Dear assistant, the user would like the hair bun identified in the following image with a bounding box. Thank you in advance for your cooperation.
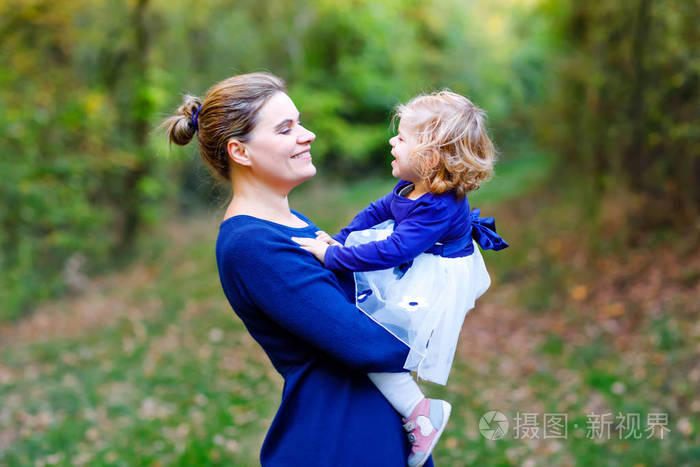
[163,94,202,146]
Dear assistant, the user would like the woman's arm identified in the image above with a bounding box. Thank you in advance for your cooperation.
[223,227,409,373]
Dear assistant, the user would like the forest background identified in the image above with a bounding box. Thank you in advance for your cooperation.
[1,0,698,465]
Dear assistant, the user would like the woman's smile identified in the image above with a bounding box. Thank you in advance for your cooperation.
[291,148,312,160]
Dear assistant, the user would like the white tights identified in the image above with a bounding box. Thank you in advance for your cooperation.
[368,372,425,418]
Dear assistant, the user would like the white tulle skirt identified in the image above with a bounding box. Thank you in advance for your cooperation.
[346,220,491,385]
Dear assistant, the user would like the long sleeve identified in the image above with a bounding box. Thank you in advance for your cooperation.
[324,198,453,272]
[333,191,393,244]
[219,225,408,373]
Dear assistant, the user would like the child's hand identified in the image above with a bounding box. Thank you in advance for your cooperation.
[292,236,334,264]
[315,230,342,246]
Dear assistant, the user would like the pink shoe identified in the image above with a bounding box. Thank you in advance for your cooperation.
[402,398,452,467]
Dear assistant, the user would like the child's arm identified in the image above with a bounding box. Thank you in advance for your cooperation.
[323,200,453,272]
[333,191,394,245]
[293,192,393,264]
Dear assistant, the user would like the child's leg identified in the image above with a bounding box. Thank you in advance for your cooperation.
[367,371,425,418]
[370,371,451,467]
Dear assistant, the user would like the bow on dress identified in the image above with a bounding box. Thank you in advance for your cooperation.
[470,208,509,251]
[394,208,508,278]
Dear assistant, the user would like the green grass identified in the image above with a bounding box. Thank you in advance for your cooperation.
[2,150,698,466]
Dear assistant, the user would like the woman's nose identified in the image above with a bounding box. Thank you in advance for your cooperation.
[299,126,316,143]
[389,136,397,146]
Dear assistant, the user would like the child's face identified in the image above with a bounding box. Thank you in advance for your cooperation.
[389,119,421,183]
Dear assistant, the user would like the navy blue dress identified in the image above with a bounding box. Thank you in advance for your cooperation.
[325,180,478,272]
[216,211,435,466]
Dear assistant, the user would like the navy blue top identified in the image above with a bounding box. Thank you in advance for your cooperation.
[326,180,477,272]
[216,211,435,467]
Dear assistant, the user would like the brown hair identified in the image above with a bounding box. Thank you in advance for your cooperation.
[395,90,496,198]
[162,72,286,181]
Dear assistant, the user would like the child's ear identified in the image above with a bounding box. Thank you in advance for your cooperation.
[227,139,251,166]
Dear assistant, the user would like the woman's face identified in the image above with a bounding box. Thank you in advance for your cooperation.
[243,92,317,192]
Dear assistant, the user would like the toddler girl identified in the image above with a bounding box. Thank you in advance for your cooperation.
[294,90,507,467]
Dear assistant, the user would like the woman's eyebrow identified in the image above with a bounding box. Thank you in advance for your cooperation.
[274,115,301,132]
[274,119,292,132]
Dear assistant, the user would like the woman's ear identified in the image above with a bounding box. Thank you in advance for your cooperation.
[227,139,252,166]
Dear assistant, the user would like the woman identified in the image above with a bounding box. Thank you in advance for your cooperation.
[163,73,436,466]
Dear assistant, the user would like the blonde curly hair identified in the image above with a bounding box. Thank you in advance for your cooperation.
[395,90,496,198]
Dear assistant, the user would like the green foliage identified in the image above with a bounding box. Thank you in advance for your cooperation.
[0,0,165,319]
[538,0,699,224]
[4,0,694,322]
[1,0,556,319]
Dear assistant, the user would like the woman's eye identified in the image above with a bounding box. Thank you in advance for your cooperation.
[279,120,302,135]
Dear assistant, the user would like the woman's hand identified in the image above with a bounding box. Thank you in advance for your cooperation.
[292,235,337,265]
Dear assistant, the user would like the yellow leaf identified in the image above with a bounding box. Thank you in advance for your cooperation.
[570,285,588,301]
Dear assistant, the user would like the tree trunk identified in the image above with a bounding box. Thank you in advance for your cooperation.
[119,0,151,251]
[625,0,651,190]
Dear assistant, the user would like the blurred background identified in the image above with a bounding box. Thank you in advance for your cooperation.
[0,0,698,465]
